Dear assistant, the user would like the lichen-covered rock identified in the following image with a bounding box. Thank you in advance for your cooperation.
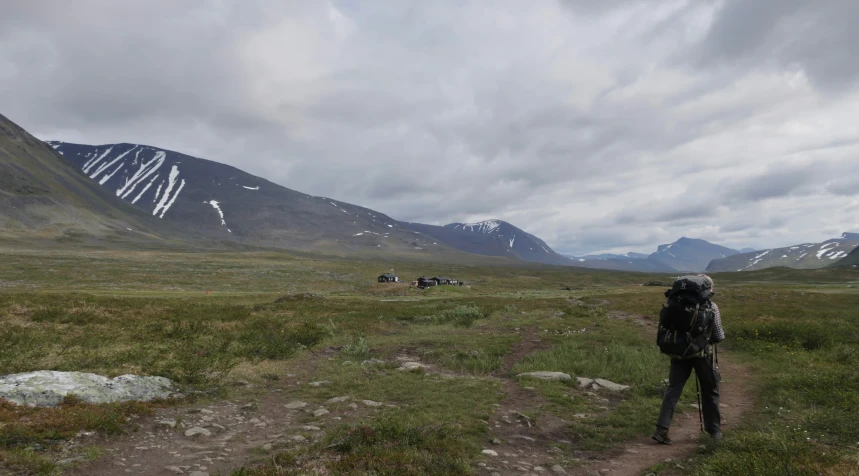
[0,371,175,407]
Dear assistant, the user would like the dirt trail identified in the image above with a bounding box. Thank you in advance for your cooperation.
[482,326,576,476]
[568,312,755,476]
[479,312,755,476]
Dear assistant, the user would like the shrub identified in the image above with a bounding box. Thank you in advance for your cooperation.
[341,335,370,359]
[438,305,485,327]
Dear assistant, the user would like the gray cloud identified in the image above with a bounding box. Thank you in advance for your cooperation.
[1,0,858,256]
[692,0,859,92]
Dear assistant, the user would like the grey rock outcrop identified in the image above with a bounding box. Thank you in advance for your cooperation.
[0,371,174,407]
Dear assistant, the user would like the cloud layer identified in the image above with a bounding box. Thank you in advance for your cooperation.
[2,0,858,255]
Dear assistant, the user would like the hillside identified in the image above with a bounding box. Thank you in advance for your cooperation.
[0,114,170,245]
[402,220,574,266]
[572,256,676,273]
[707,233,859,272]
[46,141,573,264]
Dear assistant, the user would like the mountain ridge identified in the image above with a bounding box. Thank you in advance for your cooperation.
[46,140,575,265]
[707,233,859,272]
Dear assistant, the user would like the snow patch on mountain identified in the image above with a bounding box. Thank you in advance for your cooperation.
[453,220,501,234]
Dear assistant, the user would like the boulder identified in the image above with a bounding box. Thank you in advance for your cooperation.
[0,371,174,407]
[516,372,572,382]
[594,378,630,391]
[576,377,594,388]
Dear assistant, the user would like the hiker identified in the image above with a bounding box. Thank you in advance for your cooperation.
[652,274,725,444]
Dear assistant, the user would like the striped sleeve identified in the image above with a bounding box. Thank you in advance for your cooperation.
[711,302,725,342]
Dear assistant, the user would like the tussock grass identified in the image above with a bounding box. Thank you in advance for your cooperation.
[0,395,155,448]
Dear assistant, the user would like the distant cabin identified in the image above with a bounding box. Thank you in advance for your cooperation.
[378,273,399,283]
[417,277,437,288]
[432,277,459,285]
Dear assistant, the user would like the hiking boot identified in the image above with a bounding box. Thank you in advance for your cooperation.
[710,431,723,441]
[652,427,672,445]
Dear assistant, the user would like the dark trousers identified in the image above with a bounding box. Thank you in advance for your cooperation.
[656,354,721,435]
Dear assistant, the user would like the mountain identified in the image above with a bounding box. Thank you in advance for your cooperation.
[45,141,572,264]
[739,247,757,253]
[646,237,740,272]
[48,141,476,258]
[571,237,740,273]
[833,240,859,268]
[578,252,649,260]
[707,233,859,272]
[0,114,170,245]
[401,220,573,266]
[572,256,677,273]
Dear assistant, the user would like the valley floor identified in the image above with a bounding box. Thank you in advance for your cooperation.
[1,248,858,475]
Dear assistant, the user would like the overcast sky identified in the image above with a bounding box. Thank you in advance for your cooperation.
[2,0,858,256]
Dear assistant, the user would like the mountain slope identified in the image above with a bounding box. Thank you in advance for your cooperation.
[833,241,859,268]
[0,115,169,244]
[647,237,739,272]
[402,220,574,265]
[572,256,676,273]
[49,141,576,264]
[707,233,859,272]
[49,141,472,257]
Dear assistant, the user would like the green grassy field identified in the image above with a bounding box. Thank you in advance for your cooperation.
[1,247,858,475]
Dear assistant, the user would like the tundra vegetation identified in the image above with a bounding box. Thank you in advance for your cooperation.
[0,246,858,474]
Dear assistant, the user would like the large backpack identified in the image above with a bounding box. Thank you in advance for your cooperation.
[656,276,715,358]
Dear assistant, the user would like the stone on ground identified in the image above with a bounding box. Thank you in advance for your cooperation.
[594,378,630,391]
[284,401,308,409]
[309,380,331,387]
[482,449,499,457]
[576,377,594,388]
[326,396,350,404]
[0,371,174,407]
[184,427,211,438]
[312,408,330,417]
[516,371,572,381]
[362,399,384,407]
[398,362,428,371]
[551,464,567,474]
[157,419,178,429]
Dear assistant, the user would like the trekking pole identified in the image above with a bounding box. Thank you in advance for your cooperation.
[695,369,704,433]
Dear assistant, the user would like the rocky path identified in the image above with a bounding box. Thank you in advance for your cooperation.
[65,385,378,476]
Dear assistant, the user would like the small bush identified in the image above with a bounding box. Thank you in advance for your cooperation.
[341,335,370,359]
[438,305,485,327]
